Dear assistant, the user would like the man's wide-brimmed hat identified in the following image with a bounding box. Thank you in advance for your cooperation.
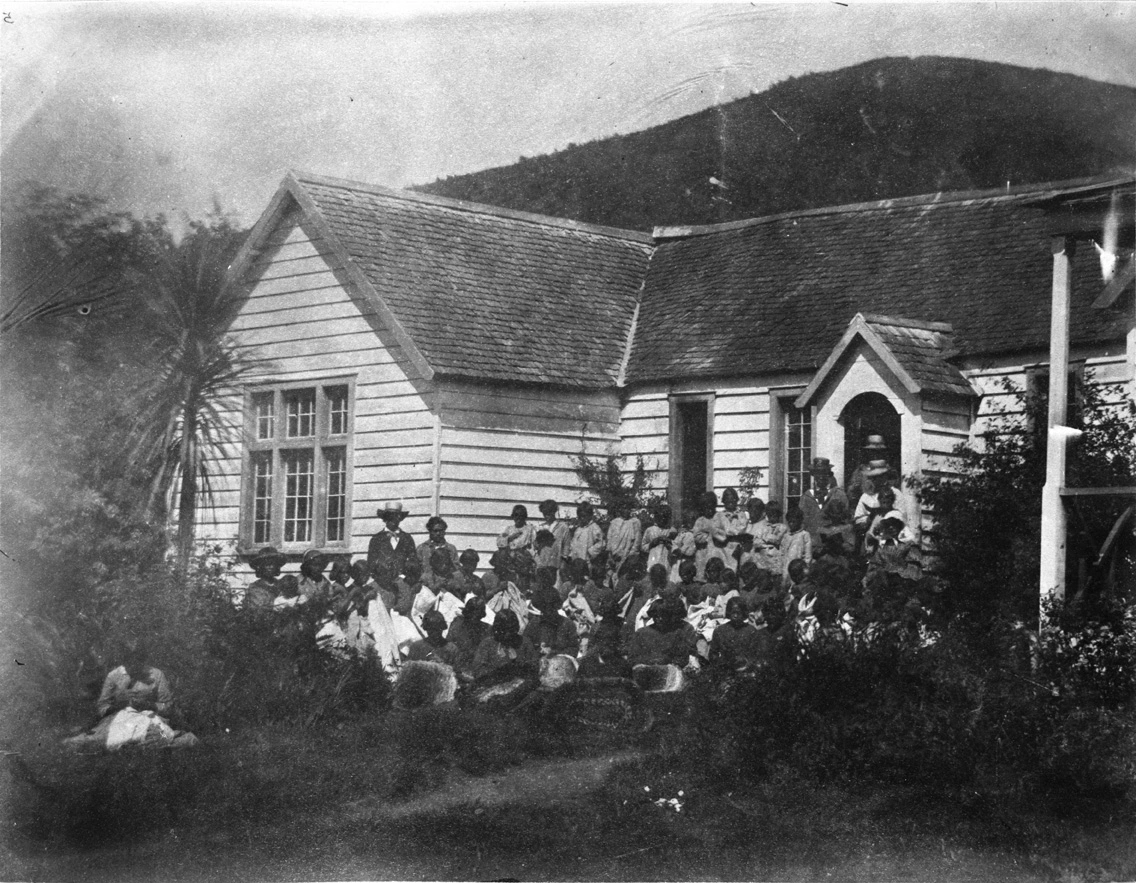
[864,459,892,478]
[250,546,286,568]
[809,457,834,475]
[377,501,410,520]
[863,434,888,451]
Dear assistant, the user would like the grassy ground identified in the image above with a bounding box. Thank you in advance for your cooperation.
[4,709,1135,882]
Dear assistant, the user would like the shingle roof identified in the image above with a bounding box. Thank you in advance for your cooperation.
[292,173,653,389]
[629,182,1132,385]
[864,315,975,397]
[796,314,976,408]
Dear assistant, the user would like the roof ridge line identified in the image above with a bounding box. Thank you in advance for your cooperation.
[862,313,955,334]
[651,173,1136,240]
[291,169,655,245]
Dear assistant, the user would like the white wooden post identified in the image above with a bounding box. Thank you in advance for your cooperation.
[1039,236,1075,621]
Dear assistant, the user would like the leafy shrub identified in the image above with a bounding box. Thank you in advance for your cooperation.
[919,376,1136,623]
[651,613,1135,814]
[570,448,664,526]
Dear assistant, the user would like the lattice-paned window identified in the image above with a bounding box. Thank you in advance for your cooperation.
[242,381,353,551]
[285,390,316,438]
[784,404,812,506]
[251,452,273,544]
[325,447,347,543]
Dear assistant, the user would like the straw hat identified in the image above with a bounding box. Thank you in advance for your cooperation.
[377,501,410,520]
[862,434,888,451]
[863,459,892,478]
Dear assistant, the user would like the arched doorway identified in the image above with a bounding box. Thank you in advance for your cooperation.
[839,392,901,493]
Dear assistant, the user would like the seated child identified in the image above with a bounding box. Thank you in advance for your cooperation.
[673,559,700,603]
[696,557,726,606]
[447,596,491,678]
[669,512,698,581]
[524,582,581,657]
[811,532,855,598]
[865,488,916,552]
[577,620,633,680]
[533,528,559,590]
[562,557,595,605]
[713,568,741,617]
[428,548,464,626]
[451,548,485,599]
[752,500,788,575]
[622,563,672,638]
[734,532,761,573]
[481,549,511,600]
[627,596,700,669]
[710,597,773,671]
[780,509,812,587]
[472,609,540,679]
[244,546,285,612]
[406,610,459,666]
[867,515,922,580]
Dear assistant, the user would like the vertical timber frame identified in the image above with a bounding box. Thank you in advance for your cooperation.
[1039,236,1076,620]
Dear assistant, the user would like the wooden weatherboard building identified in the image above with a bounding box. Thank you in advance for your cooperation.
[201,172,1135,568]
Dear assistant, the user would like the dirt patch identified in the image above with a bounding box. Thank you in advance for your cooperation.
[344,748,643,823]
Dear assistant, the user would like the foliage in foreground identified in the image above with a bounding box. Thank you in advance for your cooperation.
[919,375,1136,624]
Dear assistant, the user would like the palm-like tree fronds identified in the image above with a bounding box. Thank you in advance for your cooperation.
[127,218,264,567]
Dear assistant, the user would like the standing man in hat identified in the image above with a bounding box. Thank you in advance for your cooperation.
[847,433,889,510]
[368,502,417,578]
[799,458,853,553]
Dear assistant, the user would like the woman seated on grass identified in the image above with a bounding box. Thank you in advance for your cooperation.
[66,643,197,751]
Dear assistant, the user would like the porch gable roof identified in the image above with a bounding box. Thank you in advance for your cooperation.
[794,313,977,409]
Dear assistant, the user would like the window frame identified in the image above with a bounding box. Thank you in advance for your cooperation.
[240,378,355,554]
[769,389,812,511]
[1026,360,1086,430]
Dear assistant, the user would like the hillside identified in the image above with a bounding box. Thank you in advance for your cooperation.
[417,56,1136,230]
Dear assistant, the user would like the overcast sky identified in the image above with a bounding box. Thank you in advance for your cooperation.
[2,1,1134,228]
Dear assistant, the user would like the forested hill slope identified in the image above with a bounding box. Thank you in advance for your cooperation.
[417,57,1136,231]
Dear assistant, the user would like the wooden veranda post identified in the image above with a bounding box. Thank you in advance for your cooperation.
[1039,235,1076,622]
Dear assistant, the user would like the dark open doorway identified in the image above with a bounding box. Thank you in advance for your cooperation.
[671,397,711,523]
[839,392,901,490]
